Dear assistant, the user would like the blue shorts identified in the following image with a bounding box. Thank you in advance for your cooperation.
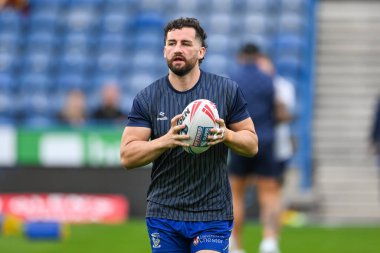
[146,218,232,253]
[228,141,279,178]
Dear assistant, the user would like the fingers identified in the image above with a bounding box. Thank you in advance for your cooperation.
[172,114,184,127]
[208,125,226,146]
[215,118,225,127]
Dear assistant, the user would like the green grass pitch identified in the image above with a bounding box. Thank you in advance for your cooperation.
[1,219,380,253]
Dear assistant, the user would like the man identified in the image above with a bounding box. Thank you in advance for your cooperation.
[120,17,258,253]
[92,81,126,124]
[256,54,296,184]
[228,44,282,253]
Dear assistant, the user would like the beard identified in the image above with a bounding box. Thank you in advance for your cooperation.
[167,55,198,77]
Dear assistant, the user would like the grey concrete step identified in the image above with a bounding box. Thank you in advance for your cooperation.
[315,166,378,176]
[317,75,380,85]
[318,55,380,64]
[313,1,380,224]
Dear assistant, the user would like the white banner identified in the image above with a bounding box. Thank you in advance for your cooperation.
[0,125,16,166]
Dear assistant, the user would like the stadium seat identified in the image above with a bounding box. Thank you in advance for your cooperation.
[25,32,58,53]
[280,0,308,14]
[18,91,57,118]
[206,34,231,55]
[21,115,58,127]
[245,0,273,12]
[243,13,270,35]
[278,13,306,35]
[19,73,53,93]
[21,52,54,75]
[173,0,199,12]
[202,54,229,76]
[134,31,163,51]
[104,0,139,12]
[101,11,133,34]
[0,32,21,53]
[62,32,93,54]
[56,73,89,92]
[29,0,66,7]
[66,0,103,7]
[97,33,127,53]
[132,12,165,31]
[124,72,156,93]
[94,52,125,77]
[130,50,162,73]
[0,52,17,75]
[0,9,22,33]
[275,56,303,80]
[238,33,271,53]
[209,0,234,13]
[138,0,165,12]
[206,13,235,34]
[274,34,305,58]
[28,10,59,33]
[0,73,16,93]
[63,8,99,33]
[58,52,92,74]
[0,91,17,118]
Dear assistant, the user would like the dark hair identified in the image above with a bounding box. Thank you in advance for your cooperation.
[239,43,261,56]
[164,17,208,49]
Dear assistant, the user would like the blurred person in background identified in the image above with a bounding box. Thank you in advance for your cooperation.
[228,44,290,253]
[120,17,258,253]
[256,54,297,185]
[58,89,87,127]
[370,95,380,168]
[91,81,127,124]
[0,0,28,13]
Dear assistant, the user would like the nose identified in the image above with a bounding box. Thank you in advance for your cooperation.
[174,44,183,54]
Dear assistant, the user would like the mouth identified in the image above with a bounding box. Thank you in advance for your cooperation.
[173,56,185,63]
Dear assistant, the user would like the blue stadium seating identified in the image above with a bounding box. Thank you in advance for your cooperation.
[0,0,314,126]
[0,73,16,93]
[0,32,21,53]
[0,52,17,74]
[56,73,89,92]
[0,91,17,119]
[22,52,55,75]
[19,72,53,93]
[28,10,59,33]
[0,9,22,33]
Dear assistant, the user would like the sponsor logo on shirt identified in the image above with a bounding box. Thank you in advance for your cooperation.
[157,112,168,121]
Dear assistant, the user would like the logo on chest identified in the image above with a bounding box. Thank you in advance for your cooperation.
[157,112,168,121]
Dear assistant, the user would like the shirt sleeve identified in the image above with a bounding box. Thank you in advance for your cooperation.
[126,94,151,128]
[227,85,250,125]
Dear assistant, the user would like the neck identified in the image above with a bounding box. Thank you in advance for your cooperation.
[168,67,201,92]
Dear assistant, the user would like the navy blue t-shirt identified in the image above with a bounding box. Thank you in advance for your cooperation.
[230,64,275,143]
[127,71,250,221]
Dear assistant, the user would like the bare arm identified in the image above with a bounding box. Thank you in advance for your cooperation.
[120,114,190,169]
[208,117,258,157]
[275,100,293,123]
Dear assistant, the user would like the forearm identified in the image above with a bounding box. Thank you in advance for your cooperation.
[120,139,167,169]
[224,129,258,157]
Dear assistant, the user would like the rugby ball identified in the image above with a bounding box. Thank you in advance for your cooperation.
[177,99,219,154]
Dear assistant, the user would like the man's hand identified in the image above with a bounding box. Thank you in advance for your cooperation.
[207,118,229,146]
[159,114,190,149]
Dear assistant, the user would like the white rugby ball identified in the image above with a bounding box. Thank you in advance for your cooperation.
[177,99,219,154]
